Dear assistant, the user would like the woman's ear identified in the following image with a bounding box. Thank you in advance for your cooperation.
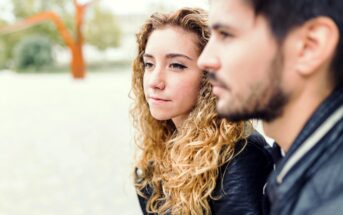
[293,17,339,76]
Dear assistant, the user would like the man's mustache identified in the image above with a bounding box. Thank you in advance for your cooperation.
[205,71,217,81]
[205,71,228,89]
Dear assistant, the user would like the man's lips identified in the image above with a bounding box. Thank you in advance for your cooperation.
[210,81,229,97]
[210,80,228,89]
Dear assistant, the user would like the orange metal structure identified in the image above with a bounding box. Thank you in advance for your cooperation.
[0,0,97,79]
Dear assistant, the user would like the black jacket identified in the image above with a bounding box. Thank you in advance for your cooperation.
[265,87,343,215]
[137,132,275,215]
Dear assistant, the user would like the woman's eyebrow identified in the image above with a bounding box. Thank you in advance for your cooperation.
[143,53,154,59]
[166,53,193,61]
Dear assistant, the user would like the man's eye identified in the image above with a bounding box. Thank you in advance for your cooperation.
[219,31,233,39]
[170,63,187,70]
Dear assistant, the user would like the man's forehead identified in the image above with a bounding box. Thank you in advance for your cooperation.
[209,0,254,12]
[208,0,256,29]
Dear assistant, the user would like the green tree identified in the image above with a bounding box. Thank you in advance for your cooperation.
[10,0,120,49]
[11,0,74,46]
[0,0,121,74]
[0,0,74,69]
[0,20,6,69]
[84,6,121,50]
[0,38,6,69]
[0,19,18,69]
[14,35,54,70]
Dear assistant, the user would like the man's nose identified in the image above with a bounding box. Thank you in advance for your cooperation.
[197,39,220,73]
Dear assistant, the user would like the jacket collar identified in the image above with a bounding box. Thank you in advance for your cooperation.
[275,86,343,183]
[265,86,343,196]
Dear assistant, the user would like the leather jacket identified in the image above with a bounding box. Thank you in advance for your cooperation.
[265,87,343,215]
[137,131,275,215]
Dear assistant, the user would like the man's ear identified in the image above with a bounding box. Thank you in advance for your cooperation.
[294,17,339,76]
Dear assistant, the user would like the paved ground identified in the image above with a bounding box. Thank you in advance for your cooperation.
[0,69,274,215]
[0,70,141,215]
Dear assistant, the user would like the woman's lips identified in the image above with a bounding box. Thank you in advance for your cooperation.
[149,96,171,104]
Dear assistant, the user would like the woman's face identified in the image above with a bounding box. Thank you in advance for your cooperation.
[143,26,203,128]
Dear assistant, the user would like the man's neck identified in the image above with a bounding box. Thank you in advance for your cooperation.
[263,85,333,153]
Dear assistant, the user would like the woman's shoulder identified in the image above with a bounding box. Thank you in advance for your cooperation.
[213,130,275,198]
[210,131,274,215]
[233,130,274,167]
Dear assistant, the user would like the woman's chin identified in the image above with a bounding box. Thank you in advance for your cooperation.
[150,112,171,121]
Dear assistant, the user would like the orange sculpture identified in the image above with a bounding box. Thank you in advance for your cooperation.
[0,0,98,79]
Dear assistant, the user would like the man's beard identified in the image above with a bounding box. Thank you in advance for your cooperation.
[212,52,289,123]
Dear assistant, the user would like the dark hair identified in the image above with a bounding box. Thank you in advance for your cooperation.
[247,0,343,86]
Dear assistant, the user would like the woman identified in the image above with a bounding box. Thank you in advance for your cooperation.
[130,8,274,215]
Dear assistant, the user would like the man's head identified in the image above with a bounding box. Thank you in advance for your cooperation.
[198,0,342,122]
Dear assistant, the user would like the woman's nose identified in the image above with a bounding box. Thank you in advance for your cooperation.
[149,66,166,90]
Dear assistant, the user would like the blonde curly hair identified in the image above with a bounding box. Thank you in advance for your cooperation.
[130,7,251,215]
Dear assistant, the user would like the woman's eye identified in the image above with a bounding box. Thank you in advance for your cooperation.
[143,62,154,68]
[170,63,187,70]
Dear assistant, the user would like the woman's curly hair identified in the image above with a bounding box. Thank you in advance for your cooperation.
[130,7,252,215]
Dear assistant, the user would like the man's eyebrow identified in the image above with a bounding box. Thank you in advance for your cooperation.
[211,23,231,31]
[166,53,193,61]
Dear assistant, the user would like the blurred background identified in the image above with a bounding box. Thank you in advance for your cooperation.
[0,0,208,214]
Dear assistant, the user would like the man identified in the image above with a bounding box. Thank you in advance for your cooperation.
[198,0,343,214]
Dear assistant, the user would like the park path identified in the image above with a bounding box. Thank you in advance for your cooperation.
[0,70,141,215]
